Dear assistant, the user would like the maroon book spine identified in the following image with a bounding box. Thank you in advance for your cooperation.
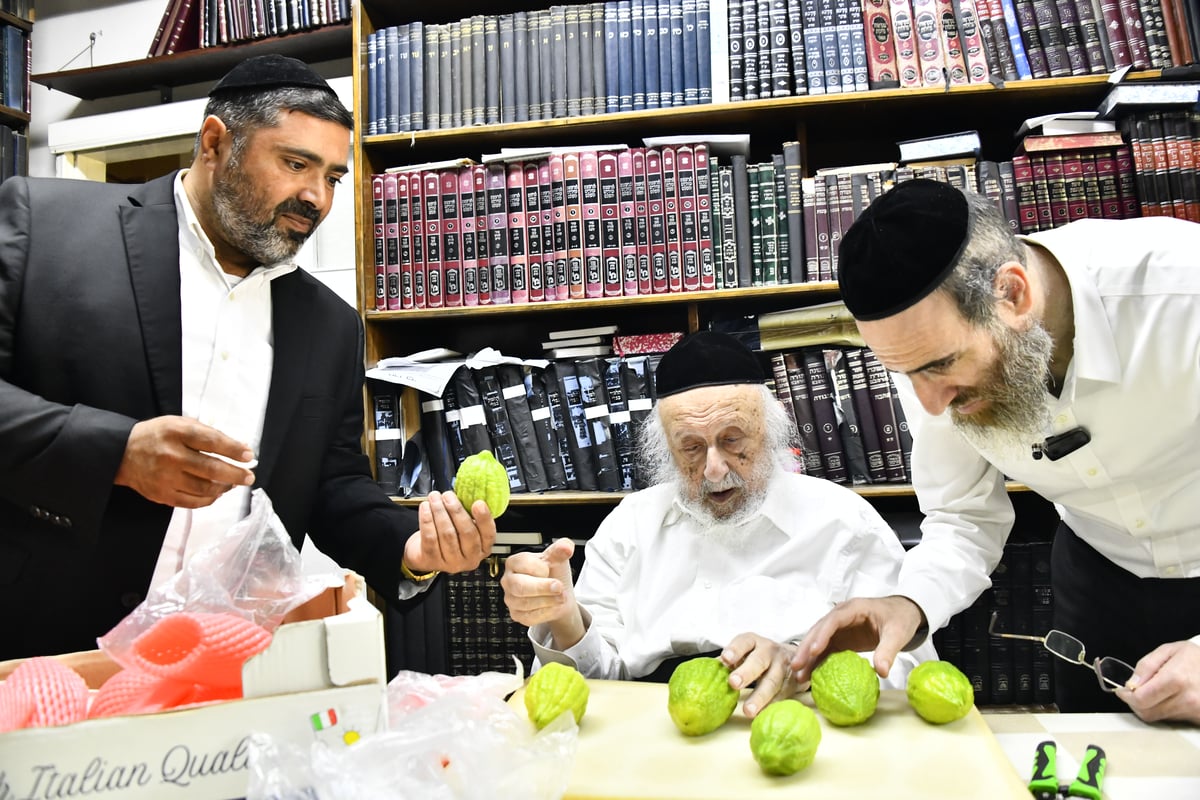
[525,161,547,303]
[459,167,480,307]
[423,171,444,308]
[695,144,717,291]
[599,151,624,297]
[645,148,669,294]
[473,165,492,305]
[408,172,427,309]
[618,149,641,297]
[506,162,529,305]
[441,169,463,308]
[632,148,654,295]
[676,145,702,292]
[580,150,604,298]
[486,163,511,304]
[662,146,684,293]
[372,173,388,311]
[563,152,586,299]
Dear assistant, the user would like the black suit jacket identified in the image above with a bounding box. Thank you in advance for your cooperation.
[0,172,417,660]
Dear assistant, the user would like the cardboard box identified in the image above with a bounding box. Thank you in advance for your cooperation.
[0,574,388,799]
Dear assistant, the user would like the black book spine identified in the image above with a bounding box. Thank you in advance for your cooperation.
[863,349,907,482]
[475,365,530,495]
[499,14,517,124]
[543,362,582,489]
[498,363,551,492]
[370,382,403,495]
[988,553,1016,705]
[803,347,849,483]
[826,348,870,485]
[604,357,637,490]
[524,365,570,490]
[620,355,656,489]
[844,348,887,482]
[452,365,496,459]
[784,351,825,477]
[575,356,623,491]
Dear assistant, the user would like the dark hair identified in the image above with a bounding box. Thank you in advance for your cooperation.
[194,86,353,158]
[940,190,1029,326]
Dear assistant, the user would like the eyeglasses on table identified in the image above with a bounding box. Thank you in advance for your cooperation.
[987,611,1136,693]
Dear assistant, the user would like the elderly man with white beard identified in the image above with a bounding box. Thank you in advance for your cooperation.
[501,331,935,719]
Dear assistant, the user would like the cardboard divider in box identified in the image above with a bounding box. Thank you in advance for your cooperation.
[0,573,388,800]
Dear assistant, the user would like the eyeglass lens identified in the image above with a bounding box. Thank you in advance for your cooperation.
[1096,657,1136,692]
[1043,631,1085,663]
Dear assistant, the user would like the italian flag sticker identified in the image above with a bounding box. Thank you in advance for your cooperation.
[310,708,338,731]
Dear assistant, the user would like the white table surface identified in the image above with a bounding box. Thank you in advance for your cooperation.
[984,711,1200,800]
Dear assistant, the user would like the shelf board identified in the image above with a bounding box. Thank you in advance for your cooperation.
[0,104,30,129]
[0,10,32,31]
[32,23,352,101]
[389,482,1033,506]
[365,282,842,321]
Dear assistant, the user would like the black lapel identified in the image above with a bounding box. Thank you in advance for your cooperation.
[122,175,183,416]
[256,272,316,487]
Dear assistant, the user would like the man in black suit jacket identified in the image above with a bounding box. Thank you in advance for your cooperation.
[0,55,495,660]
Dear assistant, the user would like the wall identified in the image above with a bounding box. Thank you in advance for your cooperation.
[28,0,358,306]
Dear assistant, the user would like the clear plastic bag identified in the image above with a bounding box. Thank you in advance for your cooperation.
[98,489,325,671]
[246,666,577,800]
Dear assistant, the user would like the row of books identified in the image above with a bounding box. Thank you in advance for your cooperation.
[146,0,350,56]
[366,1,716,136]
[446,557,538,676]
[934,540,1055,707]
[0,121,27,182]
[373,354,662,500]
[727,0,1191,102]
[1,21,28,114]
[0,1,31,20]
[1121,108,1200,223]
[368,143,800,312]
[767,346,915,486]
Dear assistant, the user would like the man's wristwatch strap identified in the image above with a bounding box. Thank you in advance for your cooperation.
[401,560,441,582]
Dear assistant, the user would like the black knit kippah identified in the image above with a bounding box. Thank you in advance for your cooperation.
[209,54,335,96]
[654,331,766,398]
[838,178,970,321]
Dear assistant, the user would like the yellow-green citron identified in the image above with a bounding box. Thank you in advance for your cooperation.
[810,650,880,726]
[524,662,589,729]
[906,660,975,724]
[454,450,510,517]
[667,656,740,736]
[749,699,822,776]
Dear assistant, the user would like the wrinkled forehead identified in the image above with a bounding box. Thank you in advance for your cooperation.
[658,384,764,435]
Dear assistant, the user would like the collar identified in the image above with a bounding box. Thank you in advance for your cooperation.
[1022,226,1122,403]
[174,170,300,287]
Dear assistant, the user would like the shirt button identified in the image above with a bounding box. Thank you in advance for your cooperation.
[1135,520,1146,529]
[1055,414,1068,424]
[1087,468,1097,476]
[703,581,712,589]
[221,351,230,361]
[1165,565,1179,576]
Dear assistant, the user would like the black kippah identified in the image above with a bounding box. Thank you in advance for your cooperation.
[209,54,335,97]
[654,331,766,398]
[837,178,970,321]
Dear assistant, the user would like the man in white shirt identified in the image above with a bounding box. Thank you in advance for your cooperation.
[502,331,935,719]
[0,55,493,660]
[792,178,1200,723]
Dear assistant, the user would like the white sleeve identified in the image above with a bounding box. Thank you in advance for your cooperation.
[892,377,1016,633]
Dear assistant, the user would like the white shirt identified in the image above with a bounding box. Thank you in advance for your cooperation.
[531,469,937,688]
[895,217,1200,637]
[149,172,299,589]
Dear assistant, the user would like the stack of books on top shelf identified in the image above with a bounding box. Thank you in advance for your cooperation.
[366,1,718,136]
[147,0,350,55]
[542,324,618,360]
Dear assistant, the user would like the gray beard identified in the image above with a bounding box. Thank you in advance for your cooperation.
[674,461,778,543]
[951,318,1055,452]
[211,160,308,266]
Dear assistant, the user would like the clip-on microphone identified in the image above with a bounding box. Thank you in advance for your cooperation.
[1031,427,1090,461]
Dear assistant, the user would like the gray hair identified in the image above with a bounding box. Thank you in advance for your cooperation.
[637,383,798,487]
[195,86,353,160]
[939,190,1028,327]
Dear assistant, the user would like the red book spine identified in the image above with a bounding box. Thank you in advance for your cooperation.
[662,146,684,293]
[1116,0,1151,68]
[459,167,480,307]
[1079,152,1103,219]
[550,154,571,301]
[1062,152,1088,223]
[397,173,414,309]
[676,145,701,292]
[1113,144,1141,219]
[525,161,547,303]
[563,152,586,300]
[538,161,559,300]
[599,151,623,297]
[889,0,924,87]
[423,171,444,308]
[1011,154,1039,233]
[372,174,388,311]
[954,0,991,83]
[441,169,463,307]
[864,0,901,87]
[486,164,511,304]
[408,172,427,309]
[1093,149,1123,219]
[936,0,970,84]
[383,174,402,311]
[473,165,492,305]
[695,144,717,291]
[1043,153,1070,228]
[632,148,654,295]
[506,162,529,305]
[580,150,604,299]
[1098,0,1132,67]
[911,0,947,86]
[1028,155,1053,230]
[618,149,640,297]
[645,148,669,294]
